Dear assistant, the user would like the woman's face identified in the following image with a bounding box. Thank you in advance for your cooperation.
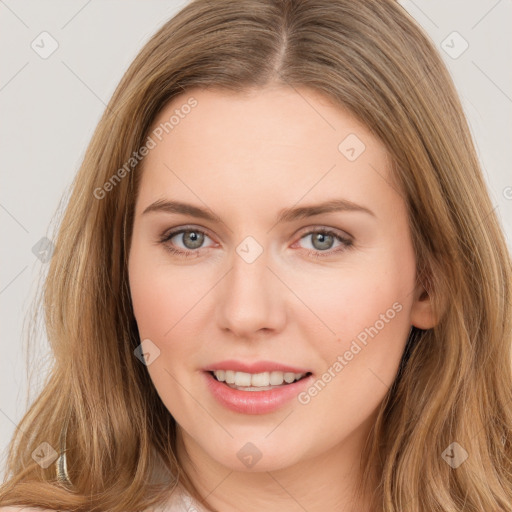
[128,85,433,474]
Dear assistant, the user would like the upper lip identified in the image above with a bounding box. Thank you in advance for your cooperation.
[203,360,312,374]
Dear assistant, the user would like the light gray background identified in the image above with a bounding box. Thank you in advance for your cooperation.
[1,0,511,481]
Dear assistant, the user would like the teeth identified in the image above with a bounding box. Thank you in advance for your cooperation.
[284,372,297,383]
[270,371,284,385]
[212,370,306,387]
[251,372,270,386]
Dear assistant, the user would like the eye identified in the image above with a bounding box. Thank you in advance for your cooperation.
[294,228,353,258]
[158,226,353,259]
[159,227,215,257]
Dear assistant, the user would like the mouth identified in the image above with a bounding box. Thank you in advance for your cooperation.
[207,369,313,391]
[203,369,314,414]
[201,361,315,414]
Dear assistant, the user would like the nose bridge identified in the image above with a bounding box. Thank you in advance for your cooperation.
[216,236,285,336]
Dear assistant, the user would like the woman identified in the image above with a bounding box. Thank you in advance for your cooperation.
[1,0,511,511]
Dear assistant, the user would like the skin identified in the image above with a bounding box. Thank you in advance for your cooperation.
[128,85,436,512]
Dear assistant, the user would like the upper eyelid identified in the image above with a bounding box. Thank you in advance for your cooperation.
[162,225,215,242]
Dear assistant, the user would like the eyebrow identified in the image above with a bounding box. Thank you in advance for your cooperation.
[141,198,375,223]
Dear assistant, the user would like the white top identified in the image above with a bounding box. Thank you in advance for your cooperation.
[151,485,210,511]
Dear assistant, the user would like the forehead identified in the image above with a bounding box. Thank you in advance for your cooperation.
[136,86,396,218]
[149,85,375,154]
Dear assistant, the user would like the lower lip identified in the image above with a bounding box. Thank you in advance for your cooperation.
[203,371,314,414]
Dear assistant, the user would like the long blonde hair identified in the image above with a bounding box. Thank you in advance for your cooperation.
[1,0,511,510]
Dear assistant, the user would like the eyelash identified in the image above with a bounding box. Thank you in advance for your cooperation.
[158,226,353,259]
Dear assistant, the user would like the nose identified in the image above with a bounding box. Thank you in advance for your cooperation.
[216,246,287,339]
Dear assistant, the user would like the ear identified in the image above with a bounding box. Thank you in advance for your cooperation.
[410,279,438,329]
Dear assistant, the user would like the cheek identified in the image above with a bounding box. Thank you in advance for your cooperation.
[128,242,218,404]
[305,260,413,343]
[128,245,204,412]
[128,242,210,339]
[294,270,413,442]
[300,250,416,393]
